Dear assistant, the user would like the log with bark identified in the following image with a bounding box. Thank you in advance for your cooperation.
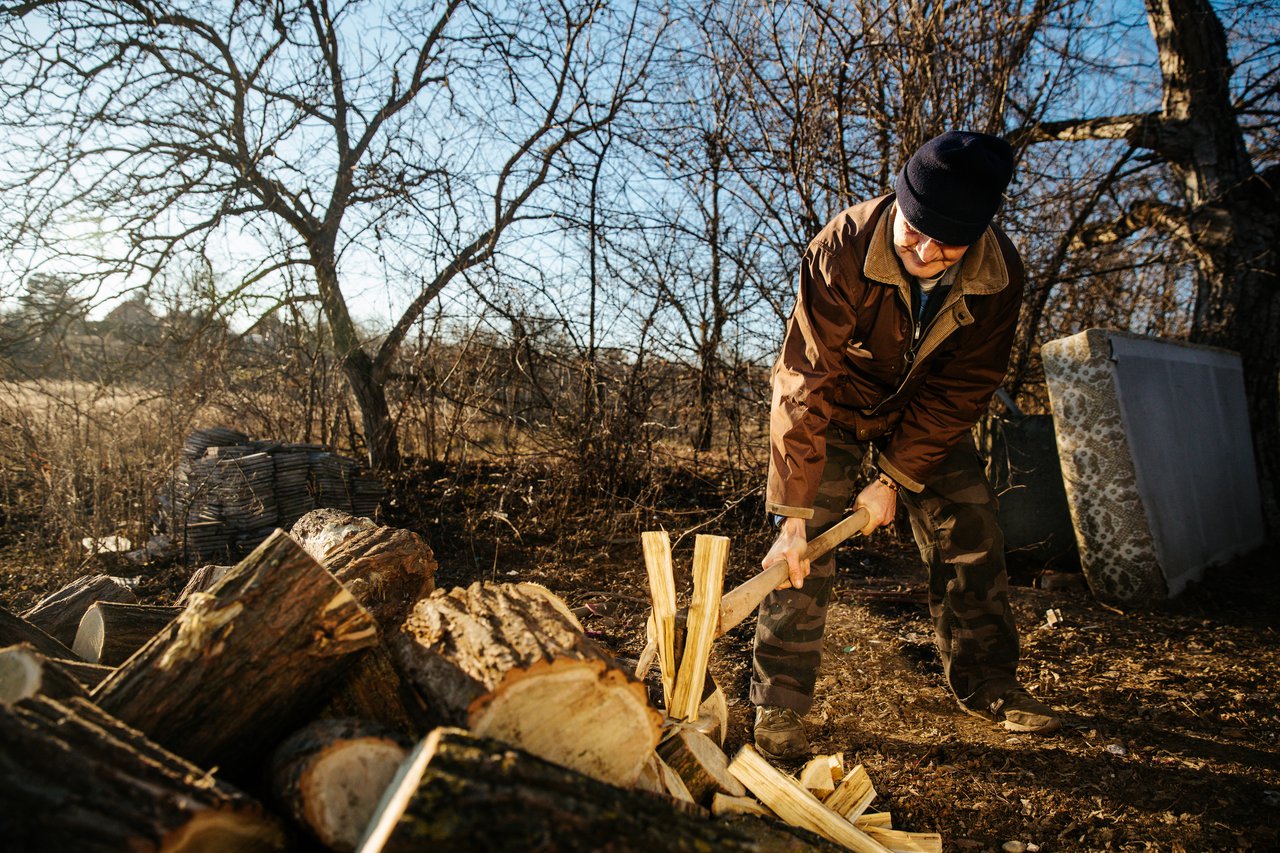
[21,574,138,646]
[0,693,286,852]
[176,564,233,605]
[322,641,430,738]
[394,581,661,786]
[0,604,77,659]
[269,717,411,853]
[291,508,436,631]
[0,643,91,704]
[357,728,838,852]
[72,602,183,666]
[657,727,746,806]
[92,530,379,775]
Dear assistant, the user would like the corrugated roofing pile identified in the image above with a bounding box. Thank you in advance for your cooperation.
[172,427,386,562]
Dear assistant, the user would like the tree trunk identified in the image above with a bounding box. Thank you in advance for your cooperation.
[72,602,183,666]
[176,564,233,605]
[1145,0,1280,533]
[21,574,137,646]
[0,694,286,853]
[92,530,378,776]
[269,718,410,853]
[311,246,401,471]
[394,581,662,787]
[359,728,838,853]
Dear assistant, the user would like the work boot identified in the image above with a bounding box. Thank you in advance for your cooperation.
[753,705,810,760]
[960,686,1062,734]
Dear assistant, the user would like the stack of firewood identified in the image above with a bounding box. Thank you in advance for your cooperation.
[1,513,935,851]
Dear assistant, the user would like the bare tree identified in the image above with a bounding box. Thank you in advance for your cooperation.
[0,0,661,469]
[1016,0,1280,532]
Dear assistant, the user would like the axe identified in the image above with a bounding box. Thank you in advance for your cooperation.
[636,506,874,683]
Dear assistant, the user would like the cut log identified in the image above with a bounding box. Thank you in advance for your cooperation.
[657,727,746,806]
[0,643,91,704]
[291,509,436,631]
[670,534,729,721]
[0,604,77,659]
[321,642,430,738]
[641,530,679,706]
[72,602,183,666]
[21,574,138,646]
[861,828,943,853]
[176,564,234,605]
[357,728,839,852]
[395,581,661,786]
[92,530,378,775]
[728,744,891,853]
[50,656,113,689]
[0,694,286,852]
[826,763,878,821]
[269,718,411,853]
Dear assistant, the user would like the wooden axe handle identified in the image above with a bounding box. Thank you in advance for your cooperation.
[717,506,872,636]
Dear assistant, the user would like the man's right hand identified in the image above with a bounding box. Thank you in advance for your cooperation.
[764,516,809,590]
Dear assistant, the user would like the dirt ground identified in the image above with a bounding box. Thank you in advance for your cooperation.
[3,460,1277,852]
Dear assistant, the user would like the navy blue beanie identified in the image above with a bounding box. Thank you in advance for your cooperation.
[894,131,1014,246]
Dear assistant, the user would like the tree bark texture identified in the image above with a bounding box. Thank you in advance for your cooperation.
[394,581,661,787]
[0,694,286,853]
[322,641,431,739]
[20,574,137,646]
[269,717,411,853]
[72,602,183,666]
[290,509,437,633]
[176,564,233,605]
[358,728,837,853]
[92,530,379,775]
[0,604,77,659]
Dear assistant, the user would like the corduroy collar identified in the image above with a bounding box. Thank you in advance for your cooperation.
[862,200,1009,295]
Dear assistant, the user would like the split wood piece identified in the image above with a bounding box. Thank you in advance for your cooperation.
[269,717,411,853]
[93,530,379,775]
[826,764,878,822]
[176,564,233,605]
[357,728,838,853]
[855,812,893,830]
[73,602,183,666]
[0,643,91,704]
[0,604,77,659]
[800,754,841,798]
[0,694,286,852]
[713,793,775,819]
[727,744,892,853]
[669,534,729,721]
[861,827,943,853]
[291,509,437,632]
[690,678,729,745]
[21,574,138,646]
[641,530,678,706]
[657,727,746,806]
[395,581,661,787]
[322,642,430,739]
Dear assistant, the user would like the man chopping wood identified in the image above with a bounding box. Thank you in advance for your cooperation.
[754,131,1061,761]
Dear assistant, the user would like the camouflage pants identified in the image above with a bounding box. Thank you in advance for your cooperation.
[751,425,1021,713]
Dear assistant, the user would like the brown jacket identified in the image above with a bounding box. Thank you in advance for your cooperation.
[767,194,1024,517]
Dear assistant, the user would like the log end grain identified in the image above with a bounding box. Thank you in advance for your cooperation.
[468,656,662,787]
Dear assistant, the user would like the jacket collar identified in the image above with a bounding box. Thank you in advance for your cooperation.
[862,199,1009,295]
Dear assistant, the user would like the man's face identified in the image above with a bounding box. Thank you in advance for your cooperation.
[892,210,969,279]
